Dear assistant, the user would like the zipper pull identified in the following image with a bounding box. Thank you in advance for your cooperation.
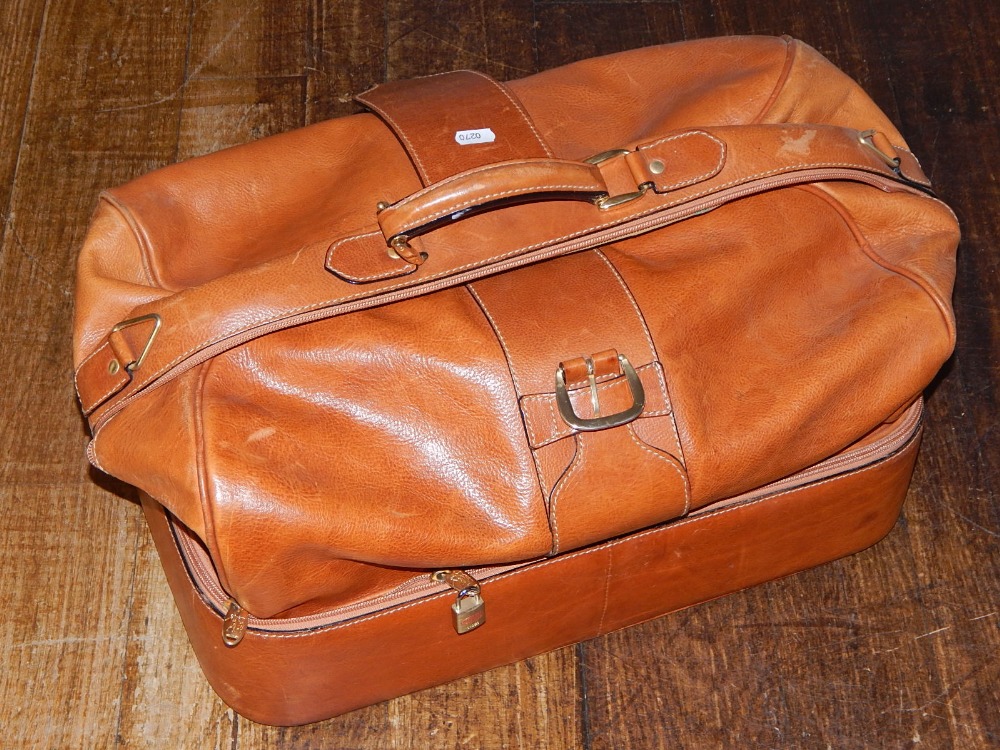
[222,599,248,647]
[431,570,486,634]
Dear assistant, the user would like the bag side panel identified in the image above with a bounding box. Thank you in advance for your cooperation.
[608,185,953,504]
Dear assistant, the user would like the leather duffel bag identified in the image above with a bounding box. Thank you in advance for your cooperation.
[72,35,958,725]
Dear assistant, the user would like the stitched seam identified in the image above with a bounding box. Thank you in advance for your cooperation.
[521,364,666,446]
[465,70,554,158]
[592,252,686,467]
[100,156,898,410]
[548,433,585,555]
[326,230,414,283]
[193,357,231,594]
[101,192,165,289]
[391,159,581,208]
[86,437,107,473]
[466,285,553,528]
[78,352,128,414]
[637,131,727,191]
[627,425,690,514]
[83,377,127,416]
[241,434,916,640]
[323,158,894,290]
[465,286,526,396]
[592,250,659,362]
[78,340,113,371]
[360,98,432,183]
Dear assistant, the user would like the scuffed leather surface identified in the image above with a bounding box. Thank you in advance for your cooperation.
[74,36,957,619]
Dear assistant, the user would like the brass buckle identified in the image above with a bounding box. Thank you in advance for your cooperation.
[110,314,161,372]
[584,149,651,210]
[554,354,646,432]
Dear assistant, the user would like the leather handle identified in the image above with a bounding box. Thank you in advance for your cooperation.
[376,159,610,245]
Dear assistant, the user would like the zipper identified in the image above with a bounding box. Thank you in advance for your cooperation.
[171,399,922,646]
[90,167,929,438]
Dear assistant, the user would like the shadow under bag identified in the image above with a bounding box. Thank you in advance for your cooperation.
[72,35,958,725]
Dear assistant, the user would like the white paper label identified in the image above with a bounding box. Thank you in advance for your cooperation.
[454,128,496,145]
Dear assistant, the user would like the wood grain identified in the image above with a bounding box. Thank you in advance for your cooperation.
[1,0,997,747]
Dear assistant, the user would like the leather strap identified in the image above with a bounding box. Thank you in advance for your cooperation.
[356,70,552,185]
[76,124,931,431]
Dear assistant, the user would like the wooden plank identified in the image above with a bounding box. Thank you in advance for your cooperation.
[0,1,194,746]
[0,0,46,217]
[237,648,582,748]
[305,1,387,122]
[386,0,536,81]
[866,0,1000,747]
[111,525,236,748]
[677,0,898,114]
[534,2,686,71]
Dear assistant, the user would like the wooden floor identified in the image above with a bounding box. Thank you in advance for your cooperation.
[1,0,997,747]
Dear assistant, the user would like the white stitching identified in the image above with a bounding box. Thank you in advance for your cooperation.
[356,96,432,183]
[548,434,583,555]
[637,131,727,192]
[627,425,690,515]
[520,363,667,447]
[464,70,554,158]
[465,285,525,396]
[325,230,419,283]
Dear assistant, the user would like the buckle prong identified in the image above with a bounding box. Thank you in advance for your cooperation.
[555,354,645,432]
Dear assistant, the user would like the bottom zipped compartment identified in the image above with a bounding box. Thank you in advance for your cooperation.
[141,400,923,725]
[167,399,923,646]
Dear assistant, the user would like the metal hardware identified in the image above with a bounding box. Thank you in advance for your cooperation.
[593,184,649,210]
[584,148,652,210]
[222,600,248,647]
[649,159,666,175]
[555,353,646,432]
[432,570,486,634]
[110,313,161,372]
[107,360,120,375]
[387,235,428,265]
[376,200,392,213]
[584,148,632,166]
[858,129,901,170]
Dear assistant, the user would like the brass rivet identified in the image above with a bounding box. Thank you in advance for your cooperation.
[376,201,391,212]
[649,159,666,175]
[108,360,120,375]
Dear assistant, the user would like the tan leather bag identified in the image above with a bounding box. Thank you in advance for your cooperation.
[73,35,957,725]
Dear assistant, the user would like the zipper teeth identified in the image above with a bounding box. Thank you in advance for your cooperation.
[91,168,907,435]
[176,399,922,635]
[177,523,519,632]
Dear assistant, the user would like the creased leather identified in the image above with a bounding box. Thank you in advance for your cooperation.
[73,36,957,624]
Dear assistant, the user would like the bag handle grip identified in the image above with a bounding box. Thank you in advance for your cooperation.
[375,158,617,260]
